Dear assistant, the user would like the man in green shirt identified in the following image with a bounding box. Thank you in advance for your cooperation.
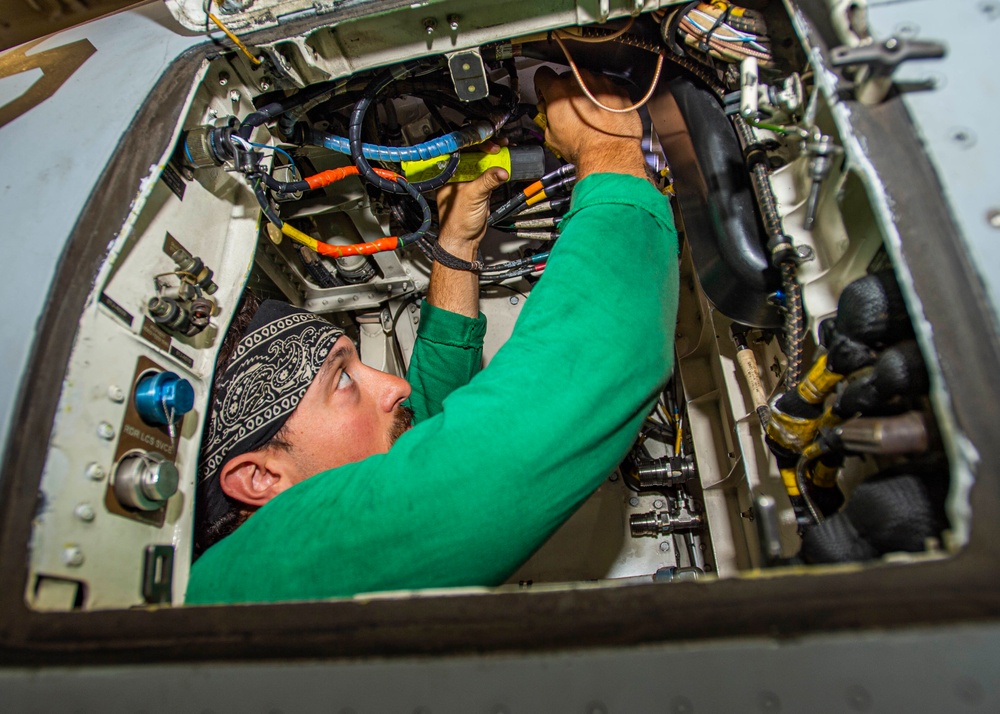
[187,69,679,604]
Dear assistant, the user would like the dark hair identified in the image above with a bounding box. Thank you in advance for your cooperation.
[193,292,291,558]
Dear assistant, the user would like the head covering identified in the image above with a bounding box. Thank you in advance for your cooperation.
[197,300,345,534]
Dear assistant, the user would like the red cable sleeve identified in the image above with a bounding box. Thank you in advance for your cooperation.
[314,237,400,258]
[304,166,402,190]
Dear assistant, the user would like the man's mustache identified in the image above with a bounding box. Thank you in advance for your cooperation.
[388,404,414,445]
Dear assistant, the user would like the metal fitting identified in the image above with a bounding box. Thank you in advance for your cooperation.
[113,452,180,511]
[630,509,704,538]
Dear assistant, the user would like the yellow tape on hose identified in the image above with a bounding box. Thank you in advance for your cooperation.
[401,148,512,184]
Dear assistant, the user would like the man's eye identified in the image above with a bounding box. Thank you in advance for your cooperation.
[337,370,353,390]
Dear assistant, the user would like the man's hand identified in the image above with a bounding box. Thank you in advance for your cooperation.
[427,164,508,319]
[533,66,646,181]
[435,164,509,261]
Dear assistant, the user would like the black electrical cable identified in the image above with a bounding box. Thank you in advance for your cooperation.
[348,65,514,195]
[664,1,701,57]
[239,79,342,141]
[252,179,282,227]
[699,3,734,53]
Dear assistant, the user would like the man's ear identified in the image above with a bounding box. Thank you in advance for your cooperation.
[219,450,291,508]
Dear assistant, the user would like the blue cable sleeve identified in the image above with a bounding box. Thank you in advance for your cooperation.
[314,121,493,163]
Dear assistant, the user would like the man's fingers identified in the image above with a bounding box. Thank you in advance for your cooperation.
[473,166,509,195]
[533,65,559,106]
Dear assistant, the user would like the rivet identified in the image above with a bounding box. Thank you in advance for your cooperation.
[96,422,115,440]
[107,385,125,403]
[62,545,85,567]
[845,685,872,711]
[758,691,781,712]
[671,696,694,714]
[659,540,672,552]
[509,296,519,305]
[949,127,976,148]
[629,496,640,507]
[74,503,96,522]
[85,462,106,481]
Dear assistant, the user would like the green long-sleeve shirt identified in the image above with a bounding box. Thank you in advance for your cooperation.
[186,173,678,604]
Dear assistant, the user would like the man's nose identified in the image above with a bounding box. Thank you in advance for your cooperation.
[375,370,411,412]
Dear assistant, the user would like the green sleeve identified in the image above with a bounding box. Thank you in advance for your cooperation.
[404,302,487,424]
[187,174,679,604]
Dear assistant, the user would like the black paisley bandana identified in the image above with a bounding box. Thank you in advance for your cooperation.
[198,300,344,525]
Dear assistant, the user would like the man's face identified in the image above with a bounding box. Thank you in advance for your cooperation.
[276,334,413,484]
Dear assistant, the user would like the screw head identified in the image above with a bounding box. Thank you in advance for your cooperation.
[796,244,816,262]
[653,498,665,509]
[509,296,519,305]
[74,503,96,522]
[629,496,640,507]
[659,540,672,552]
[62,546,85,567]
[884,37,899,50]
[85,462,106,481]
[96,422,115,440]
[448,14,460,30]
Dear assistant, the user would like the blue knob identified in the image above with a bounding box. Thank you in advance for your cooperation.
[134,371,195,426]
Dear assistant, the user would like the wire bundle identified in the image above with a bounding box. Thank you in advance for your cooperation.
[665,1,773,67]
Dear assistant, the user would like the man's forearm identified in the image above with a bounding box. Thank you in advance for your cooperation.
[425,233,480,319]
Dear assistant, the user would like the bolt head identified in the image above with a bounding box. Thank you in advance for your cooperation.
[230,89,241,103]
[796,244,816,261]
[509,296,519,305]
[448,14,460,30]
[659,540,672,552]
[628,496,640,507]
[884,37,899,50]
[653,498,665,509]
[423,17,437,34]
[85,462,106,481]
